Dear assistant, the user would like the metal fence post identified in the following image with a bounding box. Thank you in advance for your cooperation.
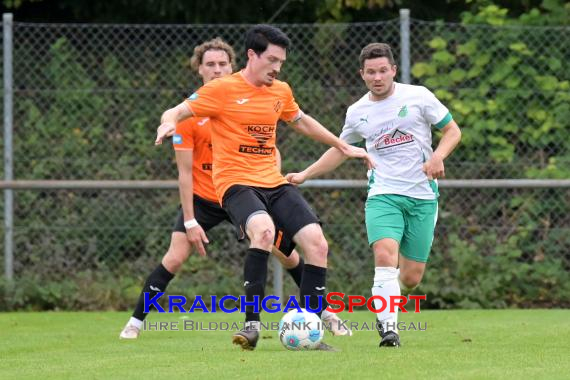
[399,8,411,84]
[271,255,283,301]
[3,13,14,282]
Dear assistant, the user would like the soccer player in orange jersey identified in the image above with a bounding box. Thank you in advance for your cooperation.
[155,26,372,350]
[120,38,317,340]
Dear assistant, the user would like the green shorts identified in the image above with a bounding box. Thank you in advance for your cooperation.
[365,194,438,263]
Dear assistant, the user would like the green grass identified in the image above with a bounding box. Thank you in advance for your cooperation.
[1,310,569,379]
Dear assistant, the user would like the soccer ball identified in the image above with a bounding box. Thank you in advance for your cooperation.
[278,308,324,350]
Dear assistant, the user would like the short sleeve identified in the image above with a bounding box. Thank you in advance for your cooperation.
[422,87,453,129]
[339,112,364,145]
[172,118,195,150]
[184,79,225,118]
[279,82,301,122]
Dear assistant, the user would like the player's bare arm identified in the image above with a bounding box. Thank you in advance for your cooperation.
[422,120,462,180]
[175,149,209,256]
[155,102,194,145]
[290,113,374,168]
[286,147,347,185]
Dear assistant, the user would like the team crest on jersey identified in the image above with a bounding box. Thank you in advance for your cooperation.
[188,93,199,101]
[273,100,282,113]
[398,105,408,118]
[374,129,414,150]
[173,134,183,145]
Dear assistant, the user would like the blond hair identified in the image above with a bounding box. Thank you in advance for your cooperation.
[190,37,236,72]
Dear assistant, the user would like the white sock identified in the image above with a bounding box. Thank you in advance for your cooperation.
[371,266,400,333]
[128,317,143,329]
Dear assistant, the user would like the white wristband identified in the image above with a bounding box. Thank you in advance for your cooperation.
[184,218,199,229]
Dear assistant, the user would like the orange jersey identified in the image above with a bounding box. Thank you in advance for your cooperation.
[172,117,218,203]
[185,72,300,200]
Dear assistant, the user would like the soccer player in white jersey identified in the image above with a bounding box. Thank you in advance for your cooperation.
[286,43,462,347]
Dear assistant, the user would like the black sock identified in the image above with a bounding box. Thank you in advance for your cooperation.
[300,264,327,317]
[132,263,175,321]
[286,257,304,288]
[243,248,270,323]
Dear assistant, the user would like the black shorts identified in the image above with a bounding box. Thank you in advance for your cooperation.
[222,184,320,255]
[173,194,231,233]
[273,229,296,257]
[172,193,295,255]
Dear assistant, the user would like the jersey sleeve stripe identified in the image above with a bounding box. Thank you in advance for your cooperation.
[287,110,303,123]
[434,112,452,129]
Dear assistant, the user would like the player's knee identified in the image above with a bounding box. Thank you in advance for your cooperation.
[162,243,190,273]
[251,227,275,248]
[306,236,328,261]
[373,241,399,267]
[260,228,275,246]
[399,271,422,289]
[374,250,397,267]
[162,254,184,273]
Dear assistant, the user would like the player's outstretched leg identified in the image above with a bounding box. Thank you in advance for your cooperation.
[231,247,268,350]
[120,263,174,339]
[120,232,188,339]
[273,246,353,337]
[294,224,343,350]
[321,308,353,337]
[372,266,401,348]
[375,319,401,347]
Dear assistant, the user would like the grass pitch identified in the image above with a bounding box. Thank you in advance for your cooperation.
[1,310,568,379]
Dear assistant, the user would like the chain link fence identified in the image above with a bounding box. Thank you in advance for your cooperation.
[1,17,569,310]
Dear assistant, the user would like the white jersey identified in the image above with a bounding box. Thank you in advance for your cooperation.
[340,82,452,200]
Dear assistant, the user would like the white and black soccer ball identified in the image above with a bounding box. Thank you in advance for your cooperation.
[278,308,324,350]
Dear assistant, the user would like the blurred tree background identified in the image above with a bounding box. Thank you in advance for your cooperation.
[2,0,568,24]
[0,0,569,310]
